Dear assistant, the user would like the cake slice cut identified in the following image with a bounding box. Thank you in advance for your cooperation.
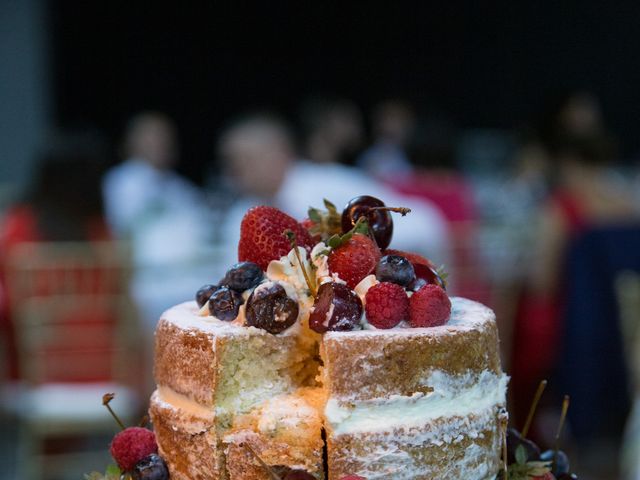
[151,301,320,479]
[224,387,325,479]
[320,297,508,479]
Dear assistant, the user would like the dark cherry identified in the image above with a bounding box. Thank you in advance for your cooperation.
[309,282,363,333]
[221,262,264,292]
[132,453,169,480]
[284,471,316,480]
[541,449,570,476]
[195,284,220,307]
[557,474,578,480]
[209,286,244,321]
[413,263,446,290]
[245,282,299,334]
[506,427,541,464]
[341,195,393,249]
[375,255,415,287]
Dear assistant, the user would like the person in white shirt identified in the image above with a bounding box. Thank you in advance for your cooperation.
[102,112,214,330]
[216,112,449,267]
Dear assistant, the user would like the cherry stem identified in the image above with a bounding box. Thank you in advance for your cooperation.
[553,395,570,471]
[284,230,317,298]
[241,442,282,480]
[102,393,126,431]
[521,379,547,438]
[138,414,149,428]
[366,206,411,216]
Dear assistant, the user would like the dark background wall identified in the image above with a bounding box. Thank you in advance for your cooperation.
[50,1,640,181]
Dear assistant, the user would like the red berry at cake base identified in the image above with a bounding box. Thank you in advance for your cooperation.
[409,284,451,327]
[364,282,408,329]
[328,233,380,289]
[110,426,158,471]
[238,206,314,270]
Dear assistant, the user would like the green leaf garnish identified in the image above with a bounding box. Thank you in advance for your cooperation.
[515,444,527,465]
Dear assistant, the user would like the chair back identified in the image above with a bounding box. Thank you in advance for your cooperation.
[5,241,138,385]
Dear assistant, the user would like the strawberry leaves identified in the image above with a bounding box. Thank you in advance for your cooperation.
[307,199,343,241]
[501,445,552,480]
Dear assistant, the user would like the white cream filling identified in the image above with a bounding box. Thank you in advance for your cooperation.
[325,370,508,435]
[156,386,214,419]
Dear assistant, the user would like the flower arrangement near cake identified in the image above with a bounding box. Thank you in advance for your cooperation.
[86,195,578,479]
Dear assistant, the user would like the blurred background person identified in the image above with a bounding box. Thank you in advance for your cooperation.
[103,112,215,331]
[357,99,415,178]
[299,96,365,166]
[213,113,296,275]
[511,128,640,456]
[0,133,110,382]
[277,97,450,262]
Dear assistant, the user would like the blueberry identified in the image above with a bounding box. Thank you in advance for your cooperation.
[541,449,570,476]
[208,286,244,321]
[245,282,299,334]
[132,454,169,480]
[221,262,263,292]
[195,284,220,307]
[375,255,415,287]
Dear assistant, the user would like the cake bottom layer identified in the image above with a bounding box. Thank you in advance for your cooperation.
[150,390,221,480]
[149,387,324,480]
[326,405,504,480]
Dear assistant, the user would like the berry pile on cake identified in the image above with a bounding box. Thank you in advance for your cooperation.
[146,195,509,480]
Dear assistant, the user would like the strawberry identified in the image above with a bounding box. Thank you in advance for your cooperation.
[409,284,451,328]
[301,217,322,243]
[328,234,381,289]
[532,474,556,480]
[365,282,409,329]
[238,206,314,270]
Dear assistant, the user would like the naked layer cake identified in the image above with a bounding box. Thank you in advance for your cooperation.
[148,196,509,480]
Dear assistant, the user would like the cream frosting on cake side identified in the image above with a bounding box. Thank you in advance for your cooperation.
[321,297,508,480]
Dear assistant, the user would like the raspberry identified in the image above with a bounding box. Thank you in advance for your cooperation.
[110,427,158,471]
[238,206,314,270]
[365,282,408,329]
[328,234,381,289]
[409,284,451,328]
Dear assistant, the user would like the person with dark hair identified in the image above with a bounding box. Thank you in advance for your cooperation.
[510,129,640,440]
[0,133,111,380]
[299,97,364,165]
[357,99,415,177]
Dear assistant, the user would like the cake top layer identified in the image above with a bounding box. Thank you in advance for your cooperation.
[162,295,491,340]
[324,296,493,340]
[161,300,301,338]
